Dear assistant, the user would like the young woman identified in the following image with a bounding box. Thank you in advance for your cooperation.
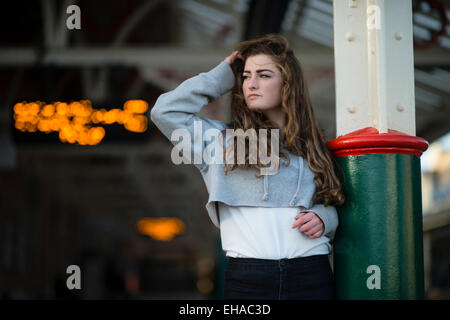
[151,34,345,300]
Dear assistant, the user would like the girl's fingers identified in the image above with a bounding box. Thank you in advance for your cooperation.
[298,214,319,231]
[298,219,313,232]
[310,230,324,239]
[292,211,324,238]
[231,51,243,63]
[292,212,310,229]
[294,211,307,219]
[304,224,322,236]
[300,220,321,233]
[224,52,236,64]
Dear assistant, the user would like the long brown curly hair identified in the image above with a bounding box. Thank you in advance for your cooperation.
[221,34,345,207]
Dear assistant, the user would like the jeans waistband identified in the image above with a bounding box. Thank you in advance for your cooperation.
[227,254,329,266]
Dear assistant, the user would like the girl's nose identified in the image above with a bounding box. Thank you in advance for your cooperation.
[248,76,258,89]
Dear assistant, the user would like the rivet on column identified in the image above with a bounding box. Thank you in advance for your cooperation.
[346,32,355,42]
[347,106,356,114]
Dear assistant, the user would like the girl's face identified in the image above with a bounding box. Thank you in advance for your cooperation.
[242,54,283,112]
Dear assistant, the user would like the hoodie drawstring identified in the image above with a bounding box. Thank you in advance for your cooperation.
[262,174,269,201]
[261,156,303,204]
[289,157,303,206]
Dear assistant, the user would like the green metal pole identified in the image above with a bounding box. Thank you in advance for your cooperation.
[329,128,428,299]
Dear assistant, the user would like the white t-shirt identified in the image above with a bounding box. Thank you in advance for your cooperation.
[218,202,330,260]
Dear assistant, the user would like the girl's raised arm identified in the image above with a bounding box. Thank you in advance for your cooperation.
[150,57,237,171]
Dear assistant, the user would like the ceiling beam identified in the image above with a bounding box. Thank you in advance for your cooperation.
[1,46,448,70]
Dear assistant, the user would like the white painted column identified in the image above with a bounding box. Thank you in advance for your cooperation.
[333,0,416,137]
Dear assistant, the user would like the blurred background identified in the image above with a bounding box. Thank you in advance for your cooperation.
[0,0,449,299]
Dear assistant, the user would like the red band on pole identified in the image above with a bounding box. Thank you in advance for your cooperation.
[327,127,429,157]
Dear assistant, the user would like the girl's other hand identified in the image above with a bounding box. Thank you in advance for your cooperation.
[292,211,324,239]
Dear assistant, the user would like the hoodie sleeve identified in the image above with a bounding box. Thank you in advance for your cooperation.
[150,61,236,171]
[300,204,339,240]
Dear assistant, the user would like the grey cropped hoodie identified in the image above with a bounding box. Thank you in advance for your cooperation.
[150,61,339,240]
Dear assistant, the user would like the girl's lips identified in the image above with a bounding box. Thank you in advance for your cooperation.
[248,94,260,99]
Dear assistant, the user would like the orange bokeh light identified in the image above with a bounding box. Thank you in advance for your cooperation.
[136,218,185,241]
[13,99,148,145]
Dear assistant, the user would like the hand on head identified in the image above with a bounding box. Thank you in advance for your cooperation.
[224,51,244,65]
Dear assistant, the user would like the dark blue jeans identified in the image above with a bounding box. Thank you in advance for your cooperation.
[223,254,335,300]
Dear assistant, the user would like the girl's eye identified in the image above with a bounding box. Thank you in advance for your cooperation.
[242,74,270,80]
